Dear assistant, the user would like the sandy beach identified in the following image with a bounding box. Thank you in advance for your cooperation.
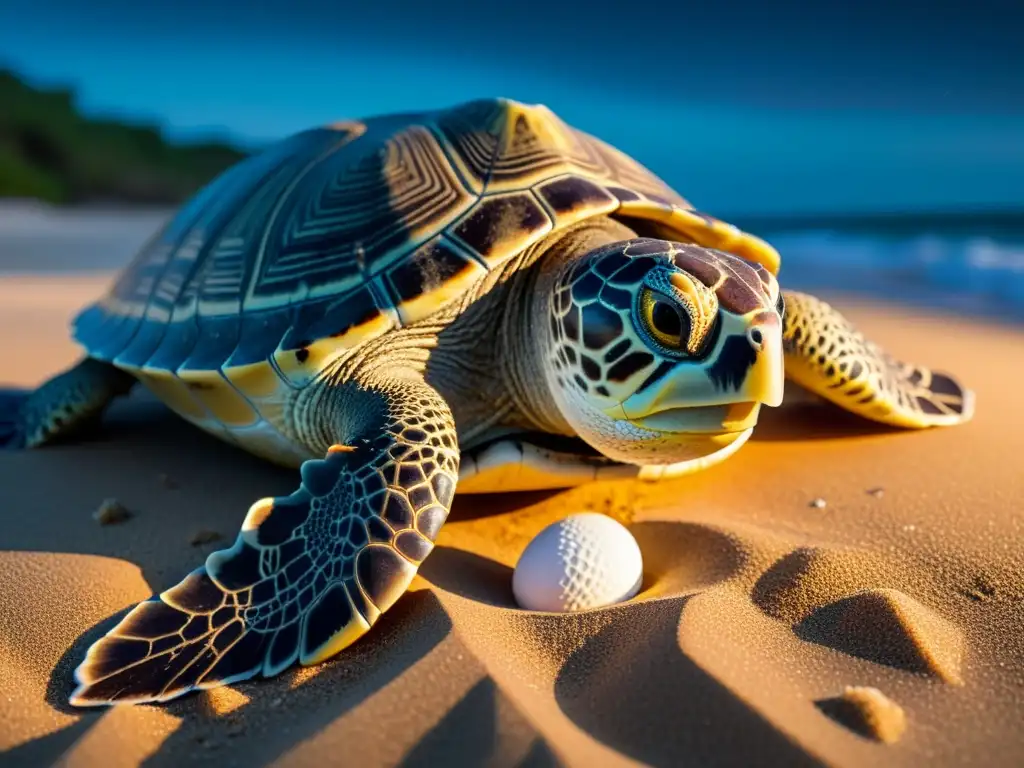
[0,272,1022,767]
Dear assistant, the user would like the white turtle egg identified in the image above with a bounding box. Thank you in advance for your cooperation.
[512,513,644,612]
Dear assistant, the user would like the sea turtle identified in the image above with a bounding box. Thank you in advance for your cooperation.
[0,98,973,707]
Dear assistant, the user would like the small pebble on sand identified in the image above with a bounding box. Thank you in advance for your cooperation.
[92,498,132,525]
[190,529,222,546]
[867,487,885,498]
[809,497,827,509]
[816,686,907,744]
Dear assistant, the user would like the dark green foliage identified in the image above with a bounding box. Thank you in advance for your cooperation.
[0,69,249,204]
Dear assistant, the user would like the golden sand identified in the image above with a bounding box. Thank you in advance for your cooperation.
[1,277,1023,766]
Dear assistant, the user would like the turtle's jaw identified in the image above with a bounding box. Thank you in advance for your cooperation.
[628,401,761,435]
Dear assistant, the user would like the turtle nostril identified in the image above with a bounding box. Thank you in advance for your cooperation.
[748,327,764,349]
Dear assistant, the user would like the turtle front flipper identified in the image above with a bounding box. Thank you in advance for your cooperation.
[69,371,458,706]
[1,358,136,449]
[780,290,974,428]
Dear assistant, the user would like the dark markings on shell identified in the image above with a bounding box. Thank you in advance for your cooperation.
[537,176,617,223]
[93,128,354,368]
[74,98,700,373]
[280,286,380,351]
[252,125,473,299]
[450,193,550,262]
[605,186,641,203]
[386,239,477,304]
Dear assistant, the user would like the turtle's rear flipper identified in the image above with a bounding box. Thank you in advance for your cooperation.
[780,290,974,428]
[0,358,136,449]
[69,372,459,707]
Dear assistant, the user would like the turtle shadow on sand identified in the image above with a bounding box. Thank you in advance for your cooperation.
[0,391,921,766]
[552,596,822,768]
[1,393,298,591]
[421,521,822,767]
[41,589,456,767]
[420,546,519,608]
[2,394,568,767]
[0,393,449,766]
[749,397,905,442]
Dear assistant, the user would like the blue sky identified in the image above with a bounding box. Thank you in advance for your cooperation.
[2,0,1022,216]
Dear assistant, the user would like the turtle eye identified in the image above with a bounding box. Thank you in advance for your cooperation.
[640,288,691,351]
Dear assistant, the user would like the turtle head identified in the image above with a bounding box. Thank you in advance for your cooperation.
[543,238,785,467]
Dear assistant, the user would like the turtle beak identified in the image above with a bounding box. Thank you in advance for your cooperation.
[742,319,785,408]
[612,311,785,424]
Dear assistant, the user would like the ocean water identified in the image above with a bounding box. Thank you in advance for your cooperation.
[748,215,1024,324]
[0,202,1022,324]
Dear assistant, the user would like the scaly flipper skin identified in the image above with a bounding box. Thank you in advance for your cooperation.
[781,290,974,428]
[69,372,459,706]
[0,358,136,449]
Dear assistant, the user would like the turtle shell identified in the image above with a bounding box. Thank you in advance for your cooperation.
[73,98,779,387]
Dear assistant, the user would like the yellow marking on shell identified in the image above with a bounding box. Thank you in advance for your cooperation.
[177,374,259,427]
[504,101,576,153]
[535,175,620,228]
[328,444,356,453]
[395,257,488,326]
[301,586,372,665]
[274,311,396,387]
[430,127,486,195]
[472,199,555,269]
[221,362,282,400]
[673,208,780,275]
[132,370,209,422]
[477,102,587,194]
[619,200,781,275]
